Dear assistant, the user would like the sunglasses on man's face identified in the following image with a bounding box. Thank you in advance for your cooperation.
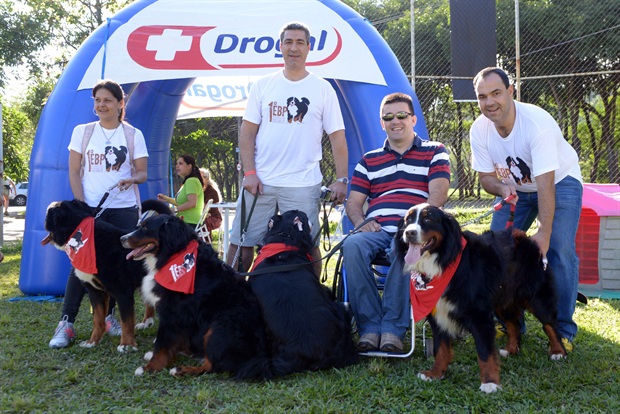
[381,111,413,122]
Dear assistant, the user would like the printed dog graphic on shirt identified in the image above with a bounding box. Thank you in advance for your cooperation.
[105,146,128,172]
[286,97,310,123]
[506,156,532,185]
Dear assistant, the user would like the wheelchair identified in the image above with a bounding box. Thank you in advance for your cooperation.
[330,231,432,358]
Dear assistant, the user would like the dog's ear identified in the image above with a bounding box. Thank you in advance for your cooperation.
[158,217,193,255]
[441,209,463,246]
[267,215,283,233]
[293,216,304,232]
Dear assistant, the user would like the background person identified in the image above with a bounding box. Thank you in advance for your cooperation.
[49,79,149,349]
[1,173,16,215]
[225,21,348,274]
[343,92,450,352]
[469,66,583,351]
[199,167,222,242]
[158,155,204,227]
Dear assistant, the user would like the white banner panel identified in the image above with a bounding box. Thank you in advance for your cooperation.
[176,76,258,118]
[78,0,386,91]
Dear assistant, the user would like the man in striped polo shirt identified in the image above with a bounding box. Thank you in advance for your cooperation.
[343,92,450,353]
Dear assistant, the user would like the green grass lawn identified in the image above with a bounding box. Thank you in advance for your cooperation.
[1,235,619,413]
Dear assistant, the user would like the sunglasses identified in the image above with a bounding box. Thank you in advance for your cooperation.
[381,111,413,122]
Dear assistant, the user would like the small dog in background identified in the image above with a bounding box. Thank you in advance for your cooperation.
[397,203,566,393]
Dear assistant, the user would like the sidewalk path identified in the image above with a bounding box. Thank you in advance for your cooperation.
[1,206,26,244]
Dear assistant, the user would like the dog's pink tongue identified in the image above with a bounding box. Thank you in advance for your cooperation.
[126,248,140,260]
[405,244,421,265]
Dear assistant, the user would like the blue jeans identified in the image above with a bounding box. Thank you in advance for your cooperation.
[491,176,583,340]
[342,230,410,339]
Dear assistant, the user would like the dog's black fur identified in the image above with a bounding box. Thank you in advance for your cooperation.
[120,209,270,378]
[243,210,359,378]
[42,199,169,350]
[396,204,566,393]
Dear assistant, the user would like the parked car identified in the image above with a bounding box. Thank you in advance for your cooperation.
[9,182,28,206]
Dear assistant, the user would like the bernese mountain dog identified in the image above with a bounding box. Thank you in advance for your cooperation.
[41,199,166,351]
[398,203,566,393]
[120,209,270,378]
[246,210,359,377]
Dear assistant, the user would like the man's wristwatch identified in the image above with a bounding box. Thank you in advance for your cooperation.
[336,177,349,184]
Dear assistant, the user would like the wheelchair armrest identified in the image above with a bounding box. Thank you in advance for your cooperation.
[371,251,390,267]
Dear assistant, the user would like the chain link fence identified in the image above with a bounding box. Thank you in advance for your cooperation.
[172,0,619,206]
[375,0,620,208]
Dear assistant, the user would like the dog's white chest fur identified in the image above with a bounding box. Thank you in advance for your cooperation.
[434,298,464,337]
[75,269,103,291]
[141,256,160,306]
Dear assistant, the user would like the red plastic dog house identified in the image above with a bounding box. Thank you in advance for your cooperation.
[576,183,620,298]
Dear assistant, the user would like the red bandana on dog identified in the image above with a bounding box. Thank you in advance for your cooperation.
[250,243,313,271]
[155,240,198,294]
[65,216,97,274]
[410,237,467,322]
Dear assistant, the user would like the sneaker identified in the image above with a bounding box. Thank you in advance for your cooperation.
[380,333,404,353]
[561,337,573,352]
[356,333,380,352]
[105,313,122,336]
[49,316,76,349]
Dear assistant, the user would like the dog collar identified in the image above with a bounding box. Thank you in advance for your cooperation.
[251,243,312,272]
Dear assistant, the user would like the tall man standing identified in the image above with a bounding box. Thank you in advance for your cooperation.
[226,22,348,273]
[470,67,583,350]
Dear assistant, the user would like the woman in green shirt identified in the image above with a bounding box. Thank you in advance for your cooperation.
[158,154,205,226]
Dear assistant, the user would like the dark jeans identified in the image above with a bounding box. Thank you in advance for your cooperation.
[61,206,139,323]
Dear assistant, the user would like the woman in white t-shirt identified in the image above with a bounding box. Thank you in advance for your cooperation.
[48,80,149,349]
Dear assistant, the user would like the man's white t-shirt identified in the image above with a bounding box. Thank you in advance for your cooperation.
[243,70,345,187]
[470,101,582,192]
[68,123,149,208]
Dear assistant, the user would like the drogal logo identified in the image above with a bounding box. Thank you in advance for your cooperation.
[127,25,342,70]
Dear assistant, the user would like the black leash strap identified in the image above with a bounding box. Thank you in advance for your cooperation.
[238,216,377,279]
[233,189,258,271]
[93,183,119,219]
[317,200,334,250]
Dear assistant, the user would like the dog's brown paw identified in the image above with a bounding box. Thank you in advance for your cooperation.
[136,318,155,330]
[417,371,444,381]
[117,344,138,353]
[479,382,501,393]
[550,352,567,361]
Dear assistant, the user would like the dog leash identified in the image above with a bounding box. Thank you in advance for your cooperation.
[317,200,336,251]
[237,217,377,279]
[231,189,258,271]
[460,195,516,227]
[94,183,126,219]
[460,195,548,269]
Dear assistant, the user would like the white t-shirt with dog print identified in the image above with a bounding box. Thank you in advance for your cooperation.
[243,70,345,187]
[68,122,149,208]
[470,101,582,192]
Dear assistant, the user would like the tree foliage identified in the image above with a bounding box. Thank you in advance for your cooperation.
[171,118,240,200]
[0,0,59,86]
[1,104,34,182]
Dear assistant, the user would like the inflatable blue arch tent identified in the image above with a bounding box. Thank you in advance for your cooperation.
[20,0,429,295]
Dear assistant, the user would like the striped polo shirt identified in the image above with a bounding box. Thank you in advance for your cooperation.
[350,134,451,233]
